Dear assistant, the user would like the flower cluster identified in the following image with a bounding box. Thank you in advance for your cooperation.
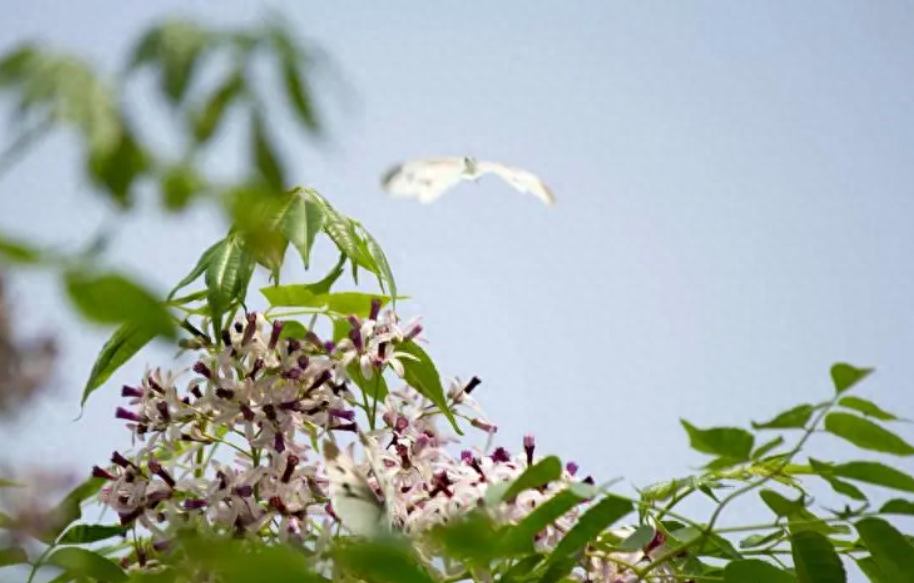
[92,304,672,581]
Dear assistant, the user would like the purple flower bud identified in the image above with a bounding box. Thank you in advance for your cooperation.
[262,404,277,421]
[282,367,302,380]
[274,432,285,453]
[115,407,142,423]
[349,328,363,352]
[240,404,255,421]
[92,466,115,480]
[377,342,388,359]
[460,450,474,463]
[147,376,164,394]
[248,358,264,379]
[242,312,258,345]
[119,508,144,526]
[184,499,207,510]
[582,476,595,485]
[470,418,497,433]
[329,408,355,421]
[369,298,382,320]
[323,340,336,353]
[405,324,423,341]
[282,455,299,483]
[121,385,143,398]
[269,320,284,349]
[193,361,212,379]
[156,402,170,423]
[297,355,310,370]
[152,539,172,553]
[234,484,253,497]
[287,338,301,354]
[464,376,482,394]
[491,447,511,463]
[215,388,234,400]
[395,415,409,433]
[523,435,535,465]
[221,329,233,346]
[148,459,175,488]
[332,422,358,433]
[189,385,202,399]
[306,370,332,394]
[566,462,579,476]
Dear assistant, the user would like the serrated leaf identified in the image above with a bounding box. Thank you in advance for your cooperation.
[396,340,460,434]
[58,523,128,544]
[752,404,815,430]
[831,363,873,394]
[362,227,397,301]
[47,547,127,582]
[825,412,914,455]
[855,518,914,583]
[204,235,246,335]
[830,461,914,493]
[880,499,914,515]
[681,420,754,461]
[81,323,155,407]
[282,193,324,269]
[502,457,562,502]
[167,237,227,300]
[837,396,899,422]
[790,530,846,583]
[194,71,244,143]
[724,559,796,583]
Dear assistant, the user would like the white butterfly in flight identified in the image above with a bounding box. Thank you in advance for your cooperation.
[381,156,556,206]
[323,433,396,538]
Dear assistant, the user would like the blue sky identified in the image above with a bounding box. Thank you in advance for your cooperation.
[2,2,913,577]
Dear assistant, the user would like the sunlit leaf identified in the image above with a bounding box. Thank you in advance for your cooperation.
[838,396,899,422]
[831,363,873,394]
[397,340,460,434]
[282,191,324,268]
[752,404,815,430]
[362,227,397,301]
[502,457,562,502]
[58,523,128,544]
[724,559,796,583]
[204,235,246,335]
[167,236,227,300]
[752,436,785,459]
[809,458,867,501]
[65,271,175,338]
[47,547,127,582]
[80,322,155,408]
[855,518,914,583]
[790,530,846,583]
[824,412,914,456]
[680,420,754,461]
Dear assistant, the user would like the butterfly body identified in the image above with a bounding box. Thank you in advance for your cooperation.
[323,434,396,538]
[381,157,555,206]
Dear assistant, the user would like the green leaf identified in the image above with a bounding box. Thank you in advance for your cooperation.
[824,412,914,456]
[282,192,324,269]
[752,435,785,459]
[161,163,204,211]
[0,478,22,488]
[47,547,127,582]
[790,530,846,583]
[38,477,105,543]
[501,489,587,555]
[0,234,42,264]
[280,57,319,133]
[251,112,284,190]
[617,524,655,552]
[551,495,633,559]
[301,255,346,295]
[739,530,784,549]
[58,523,128,544]
[0,546,28,567]
[347,361,388,404]
[838,396,899,422]
[880,499,914,515]
[809,458,867,501]
[760,489,806,517]
[855,517,914,583]
[668,526,742,560]
[831,461,914,493]
[86,126,148,208]
[65,272,174,338]
[194,71,244,143]
[831,363,873,394]
[362,227,397,301]
[856,557,890,583]
[167,237,227,300]
[0,44,36,86]
[309,191,377,272]
[158,20,206,104]
[260,287,393,318]
[681,420,754,461]
[752,404,815,430]
[724,559,796,583]
[204,235,246,335]
[334,540,436,583]
[82,323,156,407]
[397,340,461,434]
[427,512,500,564]
[279,320,308,340]
[502,457,562,502]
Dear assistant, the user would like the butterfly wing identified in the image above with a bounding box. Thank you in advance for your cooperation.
[381,158,468,204]
[323,440,388,538]
[475,161,555,206]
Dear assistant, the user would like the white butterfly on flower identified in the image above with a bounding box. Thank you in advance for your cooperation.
[381,156,555,206]
[322,432,396,538]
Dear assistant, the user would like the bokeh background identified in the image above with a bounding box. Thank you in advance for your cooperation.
[1,4,912,573]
